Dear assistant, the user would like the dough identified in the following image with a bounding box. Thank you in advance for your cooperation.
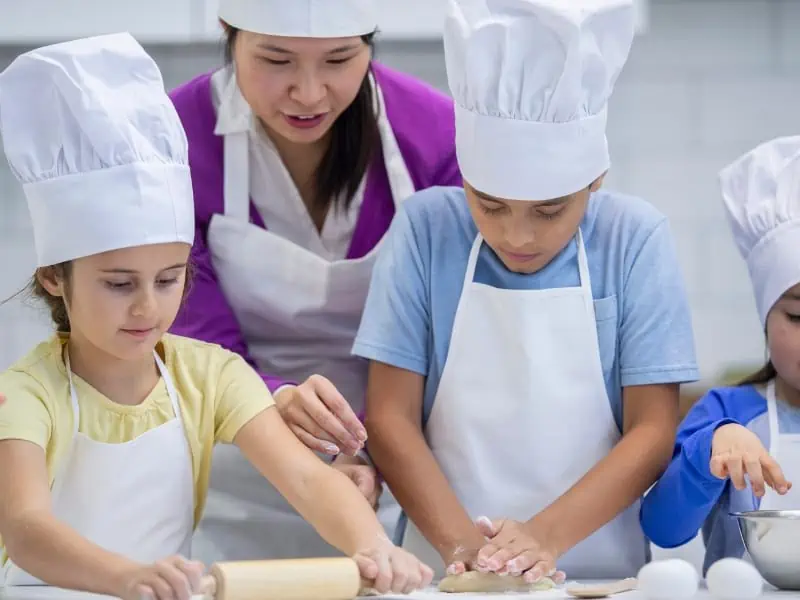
[438,571,556,593]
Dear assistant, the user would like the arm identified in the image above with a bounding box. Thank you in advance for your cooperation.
[352,201,482,561]
[640,390,745,548]
[235,408,387,554]
[529,217,702,555]
[171,226,292,394]
[365,363,485,559]
[0,440,138,595]
[527,383,679,555]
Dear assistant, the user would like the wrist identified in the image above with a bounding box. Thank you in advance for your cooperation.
[107,557,141,598]
[524,512,564,558]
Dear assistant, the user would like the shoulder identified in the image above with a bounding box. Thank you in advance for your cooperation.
[396,186,474,248]
[168,71,214,115]
[698,385,768,424]
[584,189,670,253]
[0,336,65,395]
[372,62,458,186]
[160,333,247,385]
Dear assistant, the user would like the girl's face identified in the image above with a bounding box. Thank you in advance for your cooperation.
[232,32,371,147]
[464,176,604,274]
[768,282,800,394]
[41,243,190,362]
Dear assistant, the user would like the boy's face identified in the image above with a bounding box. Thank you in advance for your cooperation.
[464,176,603,274]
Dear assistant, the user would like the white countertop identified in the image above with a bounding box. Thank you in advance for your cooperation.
[1,583,798,600]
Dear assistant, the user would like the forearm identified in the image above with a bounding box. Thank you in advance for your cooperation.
[4,510,137,595]
[529,420,673,556]
[368,415,483,557]
[286,463,387,555]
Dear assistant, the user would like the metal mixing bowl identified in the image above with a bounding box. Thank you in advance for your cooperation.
[731,510,800,590]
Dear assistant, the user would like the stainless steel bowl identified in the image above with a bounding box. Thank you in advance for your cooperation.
[731,510,800,590]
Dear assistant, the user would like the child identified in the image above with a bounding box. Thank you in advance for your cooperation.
[640,135,800,574]
[352,0,699,583]
[0,33,432,600]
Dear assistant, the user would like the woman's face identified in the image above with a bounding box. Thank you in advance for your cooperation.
[768,282,800,395]
[232,31,371,147]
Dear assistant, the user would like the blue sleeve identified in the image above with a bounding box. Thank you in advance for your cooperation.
[619,219,700,386]
[352,204,431,375]
[640,389,739,548]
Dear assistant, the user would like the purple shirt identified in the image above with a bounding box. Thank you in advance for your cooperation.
[168,62,461,396]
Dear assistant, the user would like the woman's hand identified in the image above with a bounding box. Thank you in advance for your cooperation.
[353,538,434,594]
[333,454,381,508]
[711,423,792,496]
[274,375,367,457]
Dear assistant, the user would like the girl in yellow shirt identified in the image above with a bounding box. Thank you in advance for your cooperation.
[0,33,432,600]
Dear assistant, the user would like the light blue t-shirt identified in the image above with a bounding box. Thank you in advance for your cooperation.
[352,186,701,430]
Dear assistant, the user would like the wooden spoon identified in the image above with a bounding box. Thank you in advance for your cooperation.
[565,578,638,598]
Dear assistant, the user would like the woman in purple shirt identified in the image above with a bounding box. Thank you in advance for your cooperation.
[168,0,460,564]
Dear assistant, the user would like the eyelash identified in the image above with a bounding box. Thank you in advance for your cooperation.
[479,205,564,220]
[260,58,352,66]
[104,278,179,291]
[787,312,800,323]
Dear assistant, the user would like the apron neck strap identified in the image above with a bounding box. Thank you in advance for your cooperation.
[767,379,780,457]
[65,347,184,437]
[463,228,590,294]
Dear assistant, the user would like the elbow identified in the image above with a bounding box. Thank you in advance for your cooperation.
[2,511,42,569]
[364,411,415,466]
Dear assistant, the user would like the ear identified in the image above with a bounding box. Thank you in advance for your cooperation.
[589,171,608,193]
[36,267,65,298]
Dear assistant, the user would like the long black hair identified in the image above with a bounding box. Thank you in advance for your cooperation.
[224,28,379,214]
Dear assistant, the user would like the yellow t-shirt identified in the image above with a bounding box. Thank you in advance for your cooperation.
[0,333,275,561]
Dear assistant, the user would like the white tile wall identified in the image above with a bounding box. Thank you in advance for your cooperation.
[0,0,798,383]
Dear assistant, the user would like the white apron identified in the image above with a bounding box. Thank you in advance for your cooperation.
[195,76,414,562]
[759,380,800,511]
[401,231,649,580]
[2,351,194,586]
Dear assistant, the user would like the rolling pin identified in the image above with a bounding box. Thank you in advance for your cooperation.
[194,557,370,600]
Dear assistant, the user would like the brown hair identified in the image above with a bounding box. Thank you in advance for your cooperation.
[30,263,73,333]
[223,27,380,214]
[738,360,777,386]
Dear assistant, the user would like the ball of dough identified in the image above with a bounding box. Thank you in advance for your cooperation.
[706,558,763,600]
[438,571,556,593]
[637,559,698,600]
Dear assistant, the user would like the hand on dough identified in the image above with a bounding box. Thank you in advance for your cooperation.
[353,539,434,594]
[473,517,565,584]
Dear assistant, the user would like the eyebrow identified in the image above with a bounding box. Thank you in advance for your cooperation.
[256,43,360,55]
[474,190,570,207]
[100,263,186,274]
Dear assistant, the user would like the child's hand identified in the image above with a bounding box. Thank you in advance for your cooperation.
[473,517,565,584]
[0,393,5,406]
[353,539,434,594]
[711,423,792,496]
[118,555,204,600]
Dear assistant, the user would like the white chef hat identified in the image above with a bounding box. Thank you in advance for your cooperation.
[219,0,377,38]
[719,136,800,327]
[445,0,636,201]
[0,32,194,268]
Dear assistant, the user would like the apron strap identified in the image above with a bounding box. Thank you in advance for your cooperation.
[766,379,780,458]
[223,131,251,222]
[154,351,185,427]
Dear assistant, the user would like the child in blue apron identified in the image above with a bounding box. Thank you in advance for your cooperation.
[353,0,699,584]
[0,33,431,600]
[641,135,800,575]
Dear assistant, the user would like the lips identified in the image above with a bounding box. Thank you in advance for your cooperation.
[283,113,327,129]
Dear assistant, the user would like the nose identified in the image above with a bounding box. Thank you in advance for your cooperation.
[504,219,535,250]
[289,70,326,107]
[131,286,157,318]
